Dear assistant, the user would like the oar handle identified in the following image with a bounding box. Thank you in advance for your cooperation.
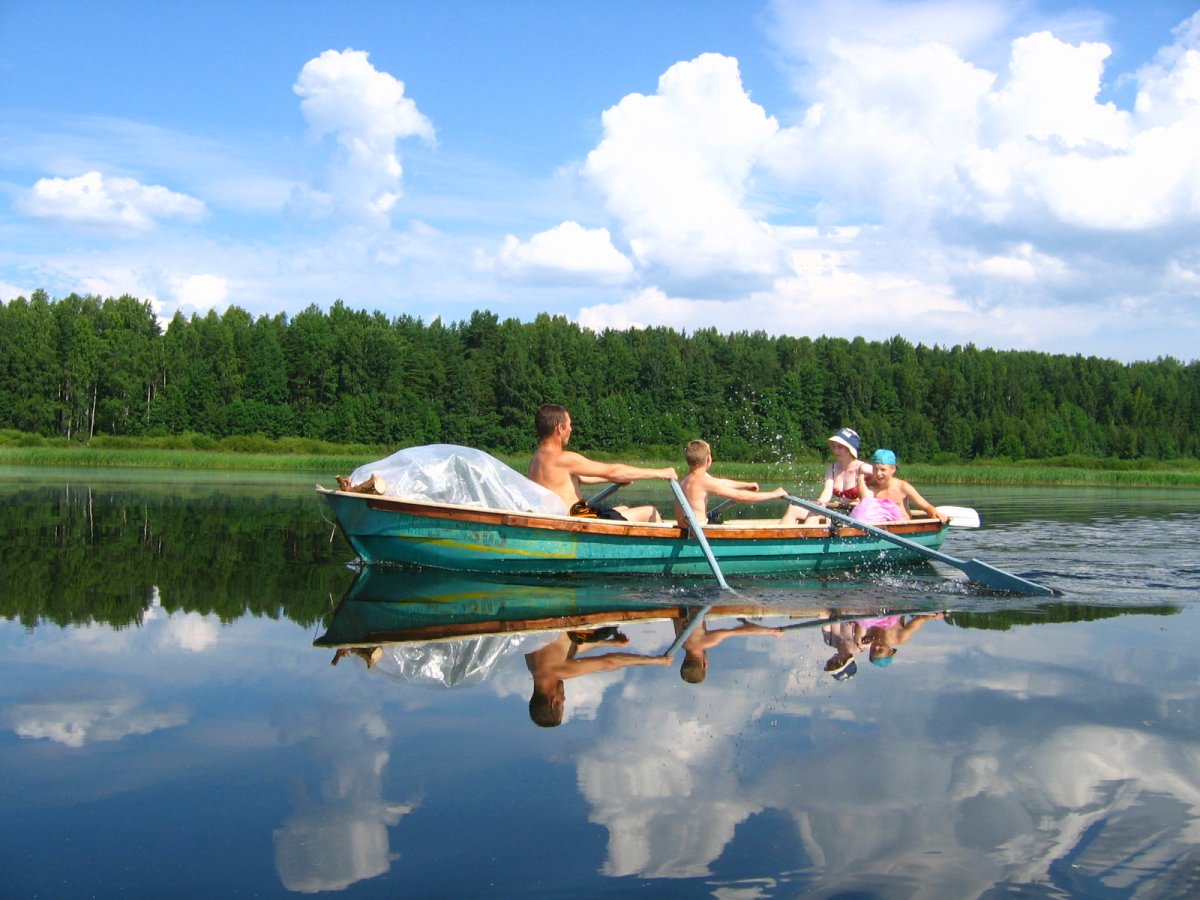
[587,483,622,505]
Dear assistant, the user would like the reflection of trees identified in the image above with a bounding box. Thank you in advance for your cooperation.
[947,603,1180,631]
[0,485,353,629]
[271,702,419,893]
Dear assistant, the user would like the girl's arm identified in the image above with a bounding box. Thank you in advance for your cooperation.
[902,482,946,521]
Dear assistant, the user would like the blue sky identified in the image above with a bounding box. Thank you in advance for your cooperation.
[2,0,1198,363]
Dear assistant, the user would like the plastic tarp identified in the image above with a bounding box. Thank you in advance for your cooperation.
[349,443,568,515]
[371,635,537,689]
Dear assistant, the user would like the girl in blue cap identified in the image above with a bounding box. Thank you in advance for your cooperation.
[851,449,949,524]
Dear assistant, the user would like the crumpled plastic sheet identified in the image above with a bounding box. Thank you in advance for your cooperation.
[349,444,567,515]
[371,634,538,689]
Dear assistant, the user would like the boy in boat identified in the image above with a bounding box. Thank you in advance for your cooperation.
[851,449,949,524]
[529,403,677,522]
[676,439,788,524]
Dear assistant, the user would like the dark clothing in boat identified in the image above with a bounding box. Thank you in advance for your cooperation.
[570,499,627,521]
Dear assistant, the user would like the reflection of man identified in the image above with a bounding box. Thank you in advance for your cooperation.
[674,617,785,684]
[525,630,672,727]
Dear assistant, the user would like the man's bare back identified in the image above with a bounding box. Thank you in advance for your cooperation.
[528,405,676,523]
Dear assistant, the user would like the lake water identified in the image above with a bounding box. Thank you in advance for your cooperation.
[2,469,1199,898]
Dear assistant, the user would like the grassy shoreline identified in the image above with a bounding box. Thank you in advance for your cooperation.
[2,444,1199,487]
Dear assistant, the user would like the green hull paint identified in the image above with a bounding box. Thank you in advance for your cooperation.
[321,490,949,577]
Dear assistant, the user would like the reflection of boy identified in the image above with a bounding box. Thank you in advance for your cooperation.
[674,616,785,684]
[676,439,788,523]
[524,631,671,727]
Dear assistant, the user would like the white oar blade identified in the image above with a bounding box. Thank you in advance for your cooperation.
[937,506,980,529]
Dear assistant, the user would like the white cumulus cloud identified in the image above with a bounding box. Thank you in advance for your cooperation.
[490,221,635,284]
[293,48,435,221]
[583,53,783,283]
[18,170,206,233]
[7,685,189,748]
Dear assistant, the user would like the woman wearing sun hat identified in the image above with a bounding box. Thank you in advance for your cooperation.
[780,427,873,524]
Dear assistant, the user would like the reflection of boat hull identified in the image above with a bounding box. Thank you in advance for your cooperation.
[315,568,835,648]
[317,488,948,577]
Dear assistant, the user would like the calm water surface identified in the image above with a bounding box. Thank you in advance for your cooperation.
[1,469,1199,898]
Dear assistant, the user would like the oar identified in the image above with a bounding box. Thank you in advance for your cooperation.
[587,483,622,505]
[670,479,732,591]
[785,495,1053,596]
[937,506,980,528]
[707,497,736,523]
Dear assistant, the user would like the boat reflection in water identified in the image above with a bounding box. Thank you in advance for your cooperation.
[315,566,954,723]
[305,566,1195,896]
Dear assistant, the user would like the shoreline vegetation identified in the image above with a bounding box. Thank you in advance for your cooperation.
[3,432,1199,488]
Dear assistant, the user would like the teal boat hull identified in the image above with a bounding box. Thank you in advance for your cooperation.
[319,489,949,577]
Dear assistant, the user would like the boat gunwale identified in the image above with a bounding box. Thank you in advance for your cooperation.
[317,487,946,542]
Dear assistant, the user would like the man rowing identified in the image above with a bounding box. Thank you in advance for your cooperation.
[528,403,677,522]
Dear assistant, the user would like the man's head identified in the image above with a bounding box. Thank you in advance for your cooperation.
[684,439,711,469]
[528,680,566,727]
[536,404,570,441]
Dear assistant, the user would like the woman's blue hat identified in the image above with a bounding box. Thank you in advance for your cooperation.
[828,428,861,457]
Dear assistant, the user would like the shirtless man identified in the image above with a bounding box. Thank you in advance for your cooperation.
[528,404,678,522]
[676,439,787,523]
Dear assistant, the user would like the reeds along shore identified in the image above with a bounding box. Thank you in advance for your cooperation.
[2,438,1199,487]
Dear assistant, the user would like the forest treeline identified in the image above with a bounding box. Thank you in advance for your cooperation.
[2,290,1198,462]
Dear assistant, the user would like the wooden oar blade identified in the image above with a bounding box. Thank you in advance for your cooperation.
[960,559,1055,595]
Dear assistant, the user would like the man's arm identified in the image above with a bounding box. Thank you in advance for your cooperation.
[561,451,677,483]
[567,653,673,675]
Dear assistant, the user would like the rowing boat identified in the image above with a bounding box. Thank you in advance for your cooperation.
[316,485,948,577]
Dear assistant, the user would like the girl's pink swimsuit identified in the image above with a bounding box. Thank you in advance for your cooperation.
[851,496,905,523]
